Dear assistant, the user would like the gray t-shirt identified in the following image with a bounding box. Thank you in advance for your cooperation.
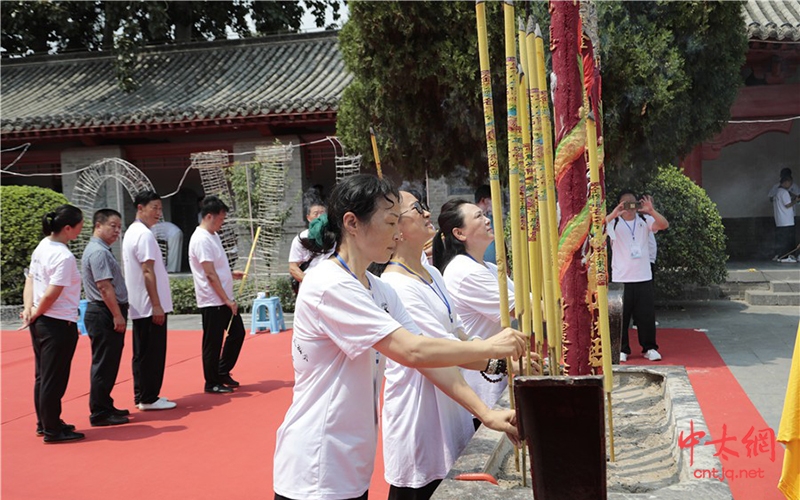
[81,236,128,304]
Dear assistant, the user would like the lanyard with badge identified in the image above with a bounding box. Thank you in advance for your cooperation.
[621,218,644,259]
[387,261,454,325]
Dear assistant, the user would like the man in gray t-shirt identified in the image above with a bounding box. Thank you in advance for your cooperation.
[81,209,130,427]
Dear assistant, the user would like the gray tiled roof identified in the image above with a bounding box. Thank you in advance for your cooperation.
[1,31,351,134]
[744,0,800,41]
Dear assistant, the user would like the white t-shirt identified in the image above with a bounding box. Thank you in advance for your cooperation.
[29,238,81,322]
[773,187,796,228]
[188,227,233,308]
[380,264,475,488]
[288,230,333,270]
[608,215,658,283]
[443,254,515,408]
[122,221,173,319]
[273,259,422,500]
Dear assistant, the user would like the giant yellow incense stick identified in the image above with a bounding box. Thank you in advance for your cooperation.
[505,8,525,335]
[586,111,615,461]
[369,126,383,179]
[503,1,524,477]
[528,24,561,376]
[476,1,511,329]
[534,24,564,368]
[225,226,262,337]
[515,17,534,488]
[520,18,545,366]
[520,17,543,366]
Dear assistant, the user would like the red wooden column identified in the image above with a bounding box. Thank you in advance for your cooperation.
[551,1,593,375]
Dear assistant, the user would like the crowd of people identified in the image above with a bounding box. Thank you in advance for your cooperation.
[21,191,246,443]
[23,174,673,500]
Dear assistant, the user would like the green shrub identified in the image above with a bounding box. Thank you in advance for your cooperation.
[608,164,728,298]
[169,276,200,314]
[0,186,70,304]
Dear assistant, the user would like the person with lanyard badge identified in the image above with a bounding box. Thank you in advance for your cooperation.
[379,191,541,500]
[20,204,85,443]
[433,199,517,425]
[272,175,527,500]
[606,190,669,363]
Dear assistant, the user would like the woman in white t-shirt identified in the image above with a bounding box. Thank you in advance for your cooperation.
[379,191,532,500]
[20,204,85,444]
[273,175,527,500]
[433,199,517,417]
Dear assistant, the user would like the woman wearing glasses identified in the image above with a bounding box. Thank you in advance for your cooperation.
[378,191,533,500]
[433,199,517,423]
[273,175,526,500]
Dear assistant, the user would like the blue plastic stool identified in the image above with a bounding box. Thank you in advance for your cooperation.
[78,299,89,335]
[250,296,286,334]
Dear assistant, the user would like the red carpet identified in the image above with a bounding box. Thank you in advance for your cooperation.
[627,328,785,500]
[1,327,390,500]
[0,327,782,499]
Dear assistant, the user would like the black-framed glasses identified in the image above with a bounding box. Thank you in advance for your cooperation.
[400,201,429,216]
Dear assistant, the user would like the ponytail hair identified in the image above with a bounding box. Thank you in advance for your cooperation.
[432,199,469,273]
[301,174,399,254]
[42,204,83,236]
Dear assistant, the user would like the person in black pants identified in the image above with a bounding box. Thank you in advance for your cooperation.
[606,191,669,363]
[188,196,246,394]
[122,191,176,411]
[82,209,130,426]
[21,204,85,443]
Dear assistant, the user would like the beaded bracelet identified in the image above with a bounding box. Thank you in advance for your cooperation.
[480,358,507,383]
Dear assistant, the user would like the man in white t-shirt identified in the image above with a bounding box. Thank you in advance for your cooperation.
[606,190,669,363]
[122,191,176,411]
[288,196,330,293]
[768,168,800,203]
[773,176,799,262]
[189,196,246,394]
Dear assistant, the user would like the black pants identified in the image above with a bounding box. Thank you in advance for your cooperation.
[85,302,128,419]
[388,480,442,500]
[275,493,367,500]
[132,315,168,405]
[621,280,658,355]
[200,305,245,388]
[776,225,796,256]
[30,315,79,435]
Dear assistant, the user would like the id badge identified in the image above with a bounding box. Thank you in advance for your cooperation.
[630,247,642,259]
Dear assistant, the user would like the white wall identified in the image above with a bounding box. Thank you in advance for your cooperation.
[703,124,800,218]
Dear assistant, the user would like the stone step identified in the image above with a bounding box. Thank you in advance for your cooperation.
[745,290,800,306]
[727,266,800,283]
[771,280,800,293]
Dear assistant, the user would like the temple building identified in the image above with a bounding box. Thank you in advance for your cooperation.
[3,1,799,266]
[681,0,800,260]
